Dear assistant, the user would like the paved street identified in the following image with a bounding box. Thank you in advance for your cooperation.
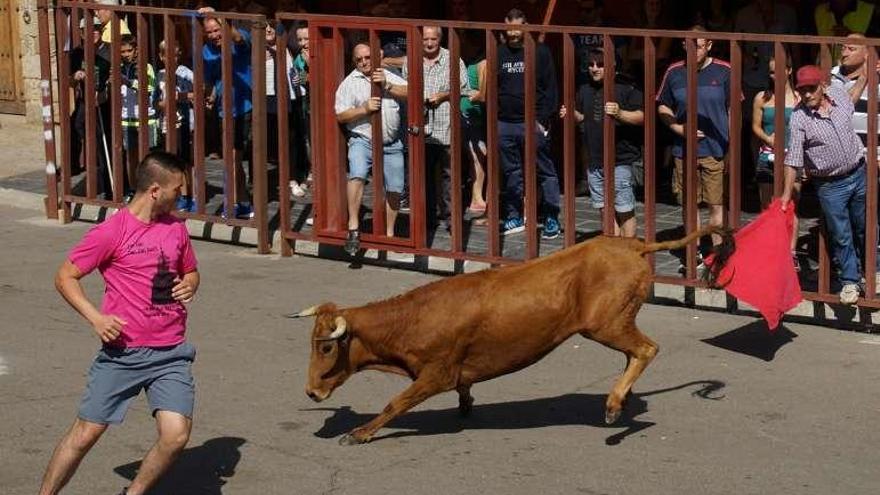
[2,202,880,495]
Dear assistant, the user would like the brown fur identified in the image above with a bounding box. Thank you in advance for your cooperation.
[302,226,733,444]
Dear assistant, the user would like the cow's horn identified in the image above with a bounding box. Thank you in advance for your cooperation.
[327,316,348,339]
[286,305,319,318]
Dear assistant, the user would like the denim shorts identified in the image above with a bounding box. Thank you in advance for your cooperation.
[347,136,405,193]
[588,163,636,213]
[78,341,196,424]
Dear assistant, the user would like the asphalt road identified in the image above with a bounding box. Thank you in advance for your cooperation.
[2,204,879,495]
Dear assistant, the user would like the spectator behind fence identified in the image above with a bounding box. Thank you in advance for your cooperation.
[460,33,488,222]
[496,8,561,239]
[155,40,196,212]
[95,0,131,44]
[830,34,880,155]
[264,23,298,194]
[814,0,880,62]
[750,53,802,272]
[335,43,408,256]
[560,47,644,238]
[199,7,255,219]
[780,65,873,305]
[37,151,200,495]
[657,26,733,260]
[119,34,158,203]
[402,26,469,232]
[68,16,109,180]
[291,23,313,198]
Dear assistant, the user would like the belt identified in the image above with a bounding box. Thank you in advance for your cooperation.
[810,158,865,182]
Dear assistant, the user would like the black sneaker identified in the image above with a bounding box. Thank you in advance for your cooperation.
[344,229,360,255]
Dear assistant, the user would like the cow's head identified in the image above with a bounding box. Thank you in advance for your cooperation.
[289,303,353,403]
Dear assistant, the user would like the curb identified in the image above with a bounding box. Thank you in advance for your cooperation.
[6,188,877,331]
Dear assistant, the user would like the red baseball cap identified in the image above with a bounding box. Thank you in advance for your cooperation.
[795,65,824,89]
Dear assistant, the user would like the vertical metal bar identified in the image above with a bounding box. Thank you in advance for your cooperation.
[684,37,698,279]
[523,31,538,259]
[772,41,785,199]
[192,16,206,214]
[865,45,878,299]
[643,35,657,271]
[406,26,426,248]
[38,0,58,219]
[602,34,616,235]
[251,18,270,253]
[819,225,831,295]
[54,5,72,221]
[137,13,149,162]
[276,20,293,255]
[485,31,500,258]
[562,33,576,247]
[110,12,123,202]
[83,7,97,199]
[449,27,463,253]
[728,39,742,230]
[221,18,235,211]
[163,14,178,154]
[319,26,347,233]
[369,29,386,237]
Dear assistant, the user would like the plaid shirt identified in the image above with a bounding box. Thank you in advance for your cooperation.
[786,84,865,177]
[403,48,468,146]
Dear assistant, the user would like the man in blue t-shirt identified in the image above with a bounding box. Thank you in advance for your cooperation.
[199,7,255,219]
[657,27,732,250]
[496,8,561,239]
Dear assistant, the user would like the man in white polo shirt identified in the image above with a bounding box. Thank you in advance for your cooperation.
[335,43,408,255]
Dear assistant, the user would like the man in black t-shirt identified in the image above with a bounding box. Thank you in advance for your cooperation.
[497,8,561,239]
[560,47,644,237]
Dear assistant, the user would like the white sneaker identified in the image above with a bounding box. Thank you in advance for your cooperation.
[289,181,306,198]
[839,283,860,305]
[305,216,314,226]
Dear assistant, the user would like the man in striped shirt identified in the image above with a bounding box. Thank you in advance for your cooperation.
[402,26,469,231]
[781,65,869,305]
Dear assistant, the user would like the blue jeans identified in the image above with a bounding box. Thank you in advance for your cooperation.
[498,120,561,220]
[347,136,405,193]
[814,165,867,285]
[587,162,636,212]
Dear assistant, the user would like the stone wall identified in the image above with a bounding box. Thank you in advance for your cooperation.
[19,0,45,123]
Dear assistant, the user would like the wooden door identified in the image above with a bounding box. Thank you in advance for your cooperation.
[0,0,25,114]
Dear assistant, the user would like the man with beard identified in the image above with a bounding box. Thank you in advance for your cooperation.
[830,33,880,154]
[497,8,561,239]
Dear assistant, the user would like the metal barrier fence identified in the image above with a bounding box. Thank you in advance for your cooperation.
[38,4,880,311]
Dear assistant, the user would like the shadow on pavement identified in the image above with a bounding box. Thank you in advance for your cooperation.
[114,436,246,495]
[701,321,798,361]
[306,380,725,446]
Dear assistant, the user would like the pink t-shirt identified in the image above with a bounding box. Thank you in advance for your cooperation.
[69,208,198,348]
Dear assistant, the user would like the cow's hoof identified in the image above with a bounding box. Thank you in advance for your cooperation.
[605,408,621,425]
[338,434,360,446]
[339,431,370,446]
[459,397,474,417]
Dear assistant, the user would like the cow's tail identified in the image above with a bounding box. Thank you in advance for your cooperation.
[639,225,736,286]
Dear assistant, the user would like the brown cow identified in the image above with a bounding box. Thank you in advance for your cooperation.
[291,226,734,445]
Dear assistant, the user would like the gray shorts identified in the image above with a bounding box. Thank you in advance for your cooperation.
[78,342,196,425]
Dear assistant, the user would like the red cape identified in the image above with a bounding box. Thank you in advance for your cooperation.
[711,199,802,330]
